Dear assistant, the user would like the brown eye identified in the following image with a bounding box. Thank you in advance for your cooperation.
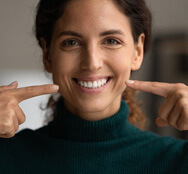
[61,40,80,47]
[104,38,121,45]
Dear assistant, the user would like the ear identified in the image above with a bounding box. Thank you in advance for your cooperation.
[40,38,52,73]
[131,33,145,71]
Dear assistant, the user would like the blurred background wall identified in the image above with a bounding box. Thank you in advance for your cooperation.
[0,0,51,131]
[0,0,188,138]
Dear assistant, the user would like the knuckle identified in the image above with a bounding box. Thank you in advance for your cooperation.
[167,118,175,127]
[157,109,165,120]
[15,124,19,132]
[4,98,17,110]
[8,108,16,117]
[0,91,9,100]
[152,82,160,89]
[25,87,34,94]
[6,130,15,138]
[0,90,13,98]
[176,121,188,131]
[176,114,188,131]
[176,83,186,88]
[2,121,13,130]
[42,85,51,93]
[182,114,188,124]
[19,116,26,124]
[169,121,176,128]
[3,109,16,121]
[176,123,183,131]
[185,113,188,121]
[174,89,186,99]
[178,125,187,131]
[177,98,187,108]
[0,116,14,129]
[0,124,15,137]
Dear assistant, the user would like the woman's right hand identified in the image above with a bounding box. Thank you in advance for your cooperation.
[0,82,59,138]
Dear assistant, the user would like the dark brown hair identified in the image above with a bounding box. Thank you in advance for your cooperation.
[35,0,152,129]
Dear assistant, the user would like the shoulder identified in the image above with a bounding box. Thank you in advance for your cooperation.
[0,126,50,148]
[135,129,188,153]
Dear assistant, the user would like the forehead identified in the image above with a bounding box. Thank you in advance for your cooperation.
[53,0,131,37]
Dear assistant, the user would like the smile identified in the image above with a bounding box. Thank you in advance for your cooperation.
[73,77,111,89]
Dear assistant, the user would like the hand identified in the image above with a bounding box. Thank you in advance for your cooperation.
[0,81,59,138]
[125,80,188,131]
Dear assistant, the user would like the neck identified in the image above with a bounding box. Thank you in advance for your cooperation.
[47,97,133,142]
[63,97,121,121]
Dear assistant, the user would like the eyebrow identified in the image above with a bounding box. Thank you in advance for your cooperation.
[58,31,82,38]
[99,30,125,37]
[57,29,125,39]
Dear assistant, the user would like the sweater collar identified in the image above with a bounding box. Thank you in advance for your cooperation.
[47,97,133,142]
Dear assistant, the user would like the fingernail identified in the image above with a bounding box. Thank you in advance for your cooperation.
[9,81,17,86]
[51,85,59,91]
[126,80,134,84]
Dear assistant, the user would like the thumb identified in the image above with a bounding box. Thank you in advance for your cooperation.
[0,81,18,91]
[155,117,169,127]
[9,81,18,87]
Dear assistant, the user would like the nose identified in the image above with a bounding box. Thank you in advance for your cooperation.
[80,44,103,71]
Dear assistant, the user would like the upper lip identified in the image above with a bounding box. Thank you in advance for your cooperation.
[74,76,111,81]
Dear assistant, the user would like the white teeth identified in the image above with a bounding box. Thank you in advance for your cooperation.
[80,81,84,87]
[98,80,102,87]
[93,81,98,88]
[77,78,109,89]
[88,82,92,88]
[84,82,88,88]
[102,79,107,84]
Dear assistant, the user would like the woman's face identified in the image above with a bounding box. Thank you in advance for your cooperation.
[42,0,144,121]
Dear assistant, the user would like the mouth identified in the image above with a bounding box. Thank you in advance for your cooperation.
[73,77,112,89]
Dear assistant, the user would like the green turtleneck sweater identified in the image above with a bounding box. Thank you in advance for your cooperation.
[0,98,188,174]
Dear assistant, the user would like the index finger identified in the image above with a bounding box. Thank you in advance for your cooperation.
[11,84,59,103]
[125,80,173,97]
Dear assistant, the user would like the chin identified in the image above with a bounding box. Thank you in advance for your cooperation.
[76,100,108,113]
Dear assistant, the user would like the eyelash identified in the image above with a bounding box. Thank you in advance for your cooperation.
[61,39,81,47]
[60,38,122,49]
[103,38,121,45]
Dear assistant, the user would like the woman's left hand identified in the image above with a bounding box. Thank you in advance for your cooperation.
[125,80,188,131]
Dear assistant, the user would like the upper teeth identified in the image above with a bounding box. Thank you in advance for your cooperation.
[78,78,108,89]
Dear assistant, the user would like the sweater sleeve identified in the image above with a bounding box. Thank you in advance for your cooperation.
[138,131,188,173]
[163,136,188,172]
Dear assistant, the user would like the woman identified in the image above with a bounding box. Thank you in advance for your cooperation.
[0,0,188,173]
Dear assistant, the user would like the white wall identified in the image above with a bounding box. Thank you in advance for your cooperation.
[0,0,51,131]
[0,0,188,132]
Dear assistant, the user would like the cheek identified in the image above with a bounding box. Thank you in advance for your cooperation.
[52,58,74,97]
[109,51,132,77]
[52,58,71,74]
[108,51,133,93]
[50,53,75,85]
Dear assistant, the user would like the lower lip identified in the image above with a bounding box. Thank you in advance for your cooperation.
[73,78,112,94]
